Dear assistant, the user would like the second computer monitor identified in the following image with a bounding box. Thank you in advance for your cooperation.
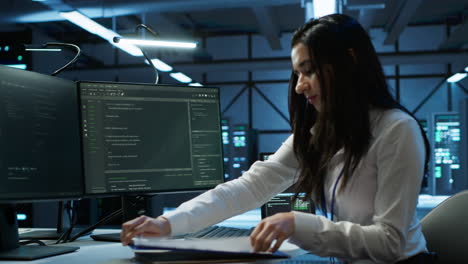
[0,65,83,202]
[78,81,224,195]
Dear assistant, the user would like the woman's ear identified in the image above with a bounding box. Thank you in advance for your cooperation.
[348,48,357,64]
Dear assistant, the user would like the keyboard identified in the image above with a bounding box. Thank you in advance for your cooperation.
[179,225,253,239]
[92,225,253,242]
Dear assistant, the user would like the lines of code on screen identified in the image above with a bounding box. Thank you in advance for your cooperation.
[79,82,224,194]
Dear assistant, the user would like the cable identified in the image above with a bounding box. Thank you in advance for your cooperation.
[67,208,123,242]
[25,42,81,76]
[55,201,78,244]
[19,239,46,246]
[66,195,151,242]
[141,48,159,84]
[135,24,160,84]
[46,43,81,76]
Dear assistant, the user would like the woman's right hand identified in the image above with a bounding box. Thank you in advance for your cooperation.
[120,215,171,246]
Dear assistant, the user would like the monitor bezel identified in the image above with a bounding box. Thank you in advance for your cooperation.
[76,80,225,198]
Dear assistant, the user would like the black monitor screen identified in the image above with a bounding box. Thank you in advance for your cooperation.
[79,81,224,195]
[0,65,83,202]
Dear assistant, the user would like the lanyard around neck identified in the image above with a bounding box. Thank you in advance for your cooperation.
[321,167,345,222]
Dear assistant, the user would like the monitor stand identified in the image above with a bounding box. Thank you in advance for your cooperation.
[19,201,89,240]
[0,204,79,260]
[91,195,154,243]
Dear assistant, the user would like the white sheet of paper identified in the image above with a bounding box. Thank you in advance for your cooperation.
[133,236,307,256]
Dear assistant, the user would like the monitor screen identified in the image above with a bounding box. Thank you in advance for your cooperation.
[432,112,461,195]
[78,81,224,195]
[0,65,83,202]
[261,193,314,218]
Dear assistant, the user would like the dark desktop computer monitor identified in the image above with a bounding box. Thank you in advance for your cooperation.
[0,65,83,260]
[77,81,224,240]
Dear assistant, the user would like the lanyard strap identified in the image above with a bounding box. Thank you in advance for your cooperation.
[321,167,345,221]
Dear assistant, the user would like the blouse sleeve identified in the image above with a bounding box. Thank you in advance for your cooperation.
[164,135,299,235]
[289,118,426,263]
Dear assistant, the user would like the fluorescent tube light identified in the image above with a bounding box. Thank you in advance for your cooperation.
[314,0,336,18]
[150,58,173,72]
[59,11,142,56]
[189,83,203,87]
[115,38,197,49]
[5,64,27,70]
[17,214,27,221]
[25,48,62,52]
[170,72,192,83]
[447,73,467,83]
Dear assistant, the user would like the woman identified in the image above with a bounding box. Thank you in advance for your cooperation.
[121,14,433,263]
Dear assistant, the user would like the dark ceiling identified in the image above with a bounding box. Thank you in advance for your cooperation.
[1,0,468,67]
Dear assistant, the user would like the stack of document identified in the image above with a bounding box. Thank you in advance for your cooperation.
[131,236,304,262]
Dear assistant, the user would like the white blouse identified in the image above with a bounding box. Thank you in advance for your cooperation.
[163,109,427,263]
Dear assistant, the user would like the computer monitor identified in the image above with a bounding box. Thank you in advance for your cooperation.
[0,65,83,259]
[257,152,315,217]
[78,81,224,221]
[261,193,314,219]
[431,112,461,195]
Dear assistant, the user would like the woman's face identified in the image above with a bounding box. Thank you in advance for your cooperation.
[291,43,321,112]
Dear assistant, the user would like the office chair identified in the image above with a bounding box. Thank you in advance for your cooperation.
[420,190,468,263]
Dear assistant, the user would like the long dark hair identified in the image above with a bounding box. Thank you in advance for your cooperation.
[289,14,430,205]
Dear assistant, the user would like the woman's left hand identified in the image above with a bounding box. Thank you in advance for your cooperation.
[250,212,295,252]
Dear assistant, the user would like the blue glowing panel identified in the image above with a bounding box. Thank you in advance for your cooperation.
[432,113,460,194]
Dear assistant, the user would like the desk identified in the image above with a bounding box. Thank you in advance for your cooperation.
[1,229,329,264]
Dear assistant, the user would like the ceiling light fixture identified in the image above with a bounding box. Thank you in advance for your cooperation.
[313,0,336,18]
[149,59,173,72]
[59,11,142,56]
[447,73,468,83]
[170,72,192,83]
[25,48,62,52]
[4,64,27,70]
[114,38,197,49]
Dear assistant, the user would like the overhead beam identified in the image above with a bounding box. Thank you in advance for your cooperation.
[346,0,385,10]
[346,0,385,31]
[383,0,424,45]
[174,50,468,72]
[8,0,299,24]
[439,20,468,50]
[67,50,468,73]
[251,6,282,50]
[358,9,378,31]
[144,13,194,40]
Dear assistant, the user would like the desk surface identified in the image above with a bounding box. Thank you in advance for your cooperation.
[1,229,329,264]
